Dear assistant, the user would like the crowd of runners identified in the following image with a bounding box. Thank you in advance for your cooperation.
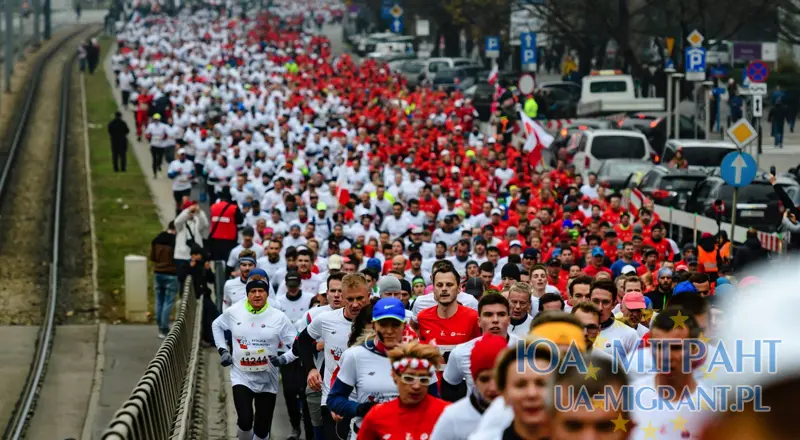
[125,1,796,440]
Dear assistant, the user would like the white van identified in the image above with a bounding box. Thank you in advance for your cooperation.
[572,130,654,174]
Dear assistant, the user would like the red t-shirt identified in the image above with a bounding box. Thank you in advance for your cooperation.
[417,305,481,374]
[357,395,449,440]
[583,264,612,278]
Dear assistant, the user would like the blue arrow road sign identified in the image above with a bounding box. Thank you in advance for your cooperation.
[521,32,536,65]
[720,151,757,188]
[390,18,403,34]
[664,58,674,69]
[685,47,706,81]
[485,36,500,58]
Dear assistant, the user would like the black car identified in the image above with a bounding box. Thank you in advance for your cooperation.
[685,175,800,232]
[597,159,655,191]
[464,81,495,121]
[634,166,709,210]
[539,81,581,103]
[617,113,705,156]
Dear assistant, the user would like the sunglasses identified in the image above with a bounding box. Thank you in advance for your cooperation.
[583,324,600,332]
[399,374,432,386]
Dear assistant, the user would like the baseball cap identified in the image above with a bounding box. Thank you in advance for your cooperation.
[491,208,502,216]
[547,257,560,266]
[372,298,406,322]
[177,148,187,155]
[316,202,328,211]
[591,247,605,258]
[509,240,522,248]
[523,248,539,259]
[328,255,343,271]
[366,258,382,270]
[465,278,484,297]
[657,267,674,278]
[622,292,646,310]
[377,276,402,295]
[621,265,637,275]
[285,270,301,288]
[411,226,424,234]
[674,264,689,272]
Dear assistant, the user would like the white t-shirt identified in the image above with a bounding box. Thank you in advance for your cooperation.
[596,319,641,355]
[168,159,195,191]
[443,334,519,395]
[222,277,247,313]
[272,291,317,329]
[508,315,533,339]
[295,305,333,370]
[211,301,297,393]
[468,396,512,440]
[431,395,482,440]
[306,308,353,405]
[628,375,711,440]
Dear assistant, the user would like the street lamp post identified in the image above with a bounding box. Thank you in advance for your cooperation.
[672,72,685,139]
[665,67,675,140]
[702,80,714,140]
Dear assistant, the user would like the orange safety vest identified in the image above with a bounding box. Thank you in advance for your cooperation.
[209,201,238,241]
[697,242,731,273]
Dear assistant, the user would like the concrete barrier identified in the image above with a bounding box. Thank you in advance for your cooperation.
[124,255,149,322]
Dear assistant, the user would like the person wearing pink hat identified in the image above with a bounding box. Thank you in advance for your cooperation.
[621,291,649,337]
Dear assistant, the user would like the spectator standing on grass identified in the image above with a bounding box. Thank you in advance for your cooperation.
[149,221,178,339]
[78,42,87,72]
[86,38,100,74]
[107,111,129,172]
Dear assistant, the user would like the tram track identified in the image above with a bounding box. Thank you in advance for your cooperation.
[0,25,101,440]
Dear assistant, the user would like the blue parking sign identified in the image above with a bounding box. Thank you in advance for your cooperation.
[485,36,500,58]
[684,47,706,81]
[520,32,536,65]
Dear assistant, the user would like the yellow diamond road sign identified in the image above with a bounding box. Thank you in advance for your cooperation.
[390,5,403,18]
[687,30,704,47]
[726,119,757,148]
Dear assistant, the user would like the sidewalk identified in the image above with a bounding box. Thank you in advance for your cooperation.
[102,47,177,227]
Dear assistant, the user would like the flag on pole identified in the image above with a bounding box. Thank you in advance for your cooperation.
[519,110,553,167]
[487,62,499,85]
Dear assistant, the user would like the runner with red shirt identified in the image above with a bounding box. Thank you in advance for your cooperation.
[356,342,449,440]
[416,263,481,379]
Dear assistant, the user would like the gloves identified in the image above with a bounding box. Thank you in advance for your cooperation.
[269,354,288,367]
[356,402,376,418]
[218,348,233,367]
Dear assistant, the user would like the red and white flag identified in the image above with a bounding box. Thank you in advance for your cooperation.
[487,62,499,85]
[519,111,553,167]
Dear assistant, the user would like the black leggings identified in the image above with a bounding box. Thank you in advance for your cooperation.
[150,146,164,175]
[232,385,277,438]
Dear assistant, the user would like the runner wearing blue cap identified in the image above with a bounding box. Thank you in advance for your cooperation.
[327,297,439,439]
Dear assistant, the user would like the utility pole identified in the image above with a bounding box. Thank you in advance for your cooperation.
[5,0,14,93]
[34,0,40,45]
[44,0,50,40]
[18,8,24,61]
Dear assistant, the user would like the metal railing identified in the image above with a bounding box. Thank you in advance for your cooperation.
[101,276,203,440]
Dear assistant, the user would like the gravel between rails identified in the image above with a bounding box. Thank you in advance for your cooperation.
[0,29,96,325]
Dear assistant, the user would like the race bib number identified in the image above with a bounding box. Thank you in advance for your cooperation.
[237,347,271,372]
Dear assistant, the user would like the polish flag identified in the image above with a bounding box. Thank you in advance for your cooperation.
[335,169,350,206]
[519,111,553,167]
[487,62,499,85]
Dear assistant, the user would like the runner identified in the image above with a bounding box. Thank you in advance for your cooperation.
[417,263,482,378]
[328,298,437,439]
[211,278,297,440]
[442,294,518,400]
[222,250,258,312]
[355,342,449,440]
[295,273,371,440]
[431,334,507,440]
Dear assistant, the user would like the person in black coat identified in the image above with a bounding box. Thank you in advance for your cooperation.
[188,245,218,347]
[107,111,130,172]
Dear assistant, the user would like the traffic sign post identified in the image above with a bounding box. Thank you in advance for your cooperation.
[485,36,500,58]
[390,18,403,33]
[746,60,769,83]
[685,47,706,81]
[753,95,763,117]
[518,73,535,95]
[720,150,758,242]
[520,32,536,71]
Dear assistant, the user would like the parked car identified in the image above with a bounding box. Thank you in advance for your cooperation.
[596,159,655,191]
[685,174,800,232]
[539,81,581,105]
[421,58,479,83]
[617,113,705,156]
[632,166,709,209]
[463,81,495,121]
[572,129,655,174]
[431,66,484,92]
[661,139,736,171]
[395,60,426,88]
